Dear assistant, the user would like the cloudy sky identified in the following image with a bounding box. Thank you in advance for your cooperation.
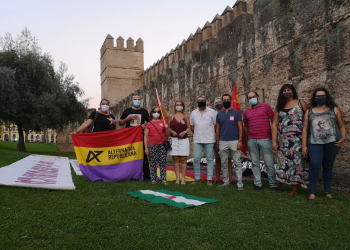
[1,0,239,109]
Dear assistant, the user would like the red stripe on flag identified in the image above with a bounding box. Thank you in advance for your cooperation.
[71,126,143,148]
[231,84,248,156]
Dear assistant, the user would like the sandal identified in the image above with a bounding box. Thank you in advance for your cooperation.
[163,181,169,186]
[289,190,299,195]
[308,194,316,201]
[175,178,180,184]
[325,193,334,199]
[181,179,186,185]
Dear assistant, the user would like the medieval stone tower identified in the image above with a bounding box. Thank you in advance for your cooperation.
[100,35,144,107]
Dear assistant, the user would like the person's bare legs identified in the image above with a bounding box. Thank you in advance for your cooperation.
[290,184,299,195]
[180,156,187,184]
[173,156,180,184]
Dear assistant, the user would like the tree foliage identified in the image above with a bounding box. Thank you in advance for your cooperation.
[0,28,88,151]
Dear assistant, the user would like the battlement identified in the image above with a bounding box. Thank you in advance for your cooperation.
[141,0,251,82]
[100,35,144,59]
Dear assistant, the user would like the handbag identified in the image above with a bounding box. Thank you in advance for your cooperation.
[149,121,172,151]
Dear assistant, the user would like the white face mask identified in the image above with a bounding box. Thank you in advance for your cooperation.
[175,106,183,112]
[101,105,109,112]
[153,112,160,118]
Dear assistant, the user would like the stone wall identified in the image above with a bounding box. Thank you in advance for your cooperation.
[111,0,350,189]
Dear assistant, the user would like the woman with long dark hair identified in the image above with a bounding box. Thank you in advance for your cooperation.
[302,88,346,200]
[272,84,309,194]
[144,106,171,185]
[168,101,191,184]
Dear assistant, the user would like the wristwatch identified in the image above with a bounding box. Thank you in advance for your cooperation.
[238,139,242,141]
[184,131,187,134]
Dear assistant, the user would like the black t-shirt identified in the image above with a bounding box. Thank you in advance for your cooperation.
[88,111,116,132]
[120,107,149,128]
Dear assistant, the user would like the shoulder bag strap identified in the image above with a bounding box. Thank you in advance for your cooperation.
[149,121,165,142]
[88,110,99,133]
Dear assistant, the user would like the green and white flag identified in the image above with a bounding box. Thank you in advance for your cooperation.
[127,189,218,209]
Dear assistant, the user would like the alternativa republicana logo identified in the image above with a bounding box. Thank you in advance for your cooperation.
[86,151,104,163]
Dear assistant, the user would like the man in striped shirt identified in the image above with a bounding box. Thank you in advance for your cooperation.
[243,91,278,192]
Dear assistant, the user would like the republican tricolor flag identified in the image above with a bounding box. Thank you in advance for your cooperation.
[127,189,219,209]
[72,126,144,182]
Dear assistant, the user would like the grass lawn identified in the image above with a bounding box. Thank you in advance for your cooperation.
[0,141,349,249]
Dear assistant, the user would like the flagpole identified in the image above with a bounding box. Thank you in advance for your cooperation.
[155,88,167,124]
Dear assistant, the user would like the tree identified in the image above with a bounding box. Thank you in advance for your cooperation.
[0,28,88,151]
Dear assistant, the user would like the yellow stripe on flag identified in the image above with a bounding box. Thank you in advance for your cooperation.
[74,141,144,166]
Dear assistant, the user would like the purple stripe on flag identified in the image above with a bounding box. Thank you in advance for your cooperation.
[79,159,143,182]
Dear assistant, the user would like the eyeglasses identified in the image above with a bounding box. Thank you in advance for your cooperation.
[315,95,327,98]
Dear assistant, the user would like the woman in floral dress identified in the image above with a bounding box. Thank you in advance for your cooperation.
[272,84,309,195]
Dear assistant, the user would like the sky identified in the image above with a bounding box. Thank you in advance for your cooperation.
[0,0,240,109]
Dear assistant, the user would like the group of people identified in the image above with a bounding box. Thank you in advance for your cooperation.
[74,84,346,200]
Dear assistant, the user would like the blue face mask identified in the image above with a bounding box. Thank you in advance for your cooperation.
[249,98,258,106]
[133,100,141,107]
[315,97,327,106]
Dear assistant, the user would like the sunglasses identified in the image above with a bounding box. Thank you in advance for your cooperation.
[153,111,161,114]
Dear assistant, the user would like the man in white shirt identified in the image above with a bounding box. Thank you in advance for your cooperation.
[190,95,217,186]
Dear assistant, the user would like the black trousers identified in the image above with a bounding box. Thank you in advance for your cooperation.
[143,144,150,179]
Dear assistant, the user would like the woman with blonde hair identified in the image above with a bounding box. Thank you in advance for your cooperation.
[168,101,191,184]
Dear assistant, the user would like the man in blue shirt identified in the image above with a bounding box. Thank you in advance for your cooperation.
[216,94,243,189]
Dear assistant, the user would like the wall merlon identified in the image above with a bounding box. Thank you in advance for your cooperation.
[126,37,134,49]
[222,6,234,27]
[233,0,247,19]
[117,36,124,49]
[174,44,181,62]
[202,21,212,41]
[100,34,114,58]
[211,14,223,37]
[180,39,187,60]
[136,38,144,52]
[194,27,203,51]
[187,33,195,52]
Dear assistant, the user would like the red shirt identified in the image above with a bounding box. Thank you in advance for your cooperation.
[146,120,168,145]
[243,103,274,139]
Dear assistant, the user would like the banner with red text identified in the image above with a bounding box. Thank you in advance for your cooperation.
[0,155,75,190]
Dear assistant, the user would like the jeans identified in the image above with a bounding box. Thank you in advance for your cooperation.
[308,142,340,194]
[193,143,214,181]
[248,138,277,188]
[219,140,243,187]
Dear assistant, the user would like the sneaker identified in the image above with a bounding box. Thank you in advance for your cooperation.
[213,180,220,185]
[254,186,262,191]
[228,181,235,186]
[191,180,201,185]
[218,183,230,188]
[271,187,279,192]
[207,181,213,186]
[237,187,244,191]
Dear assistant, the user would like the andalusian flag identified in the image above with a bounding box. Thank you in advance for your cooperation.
[127,189,218,209]
[231,84,248,156]
[72,126,144,182]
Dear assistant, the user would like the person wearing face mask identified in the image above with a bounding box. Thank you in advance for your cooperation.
[74,99,116,134]
[144,107,171,185]
[213,97,233,184]
[302,88,346,201]
[168,101,191,184]
[272,84,309,195]
[216,94,244,189]
[119,95,151,180]
[243,91,278,191]
[190,95,217,186]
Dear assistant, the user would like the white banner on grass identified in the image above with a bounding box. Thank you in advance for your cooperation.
[0,154,75,190]
[69,160,83,176]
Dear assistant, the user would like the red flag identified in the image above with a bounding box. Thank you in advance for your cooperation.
[155,89,169,124]
[230,85,247,156]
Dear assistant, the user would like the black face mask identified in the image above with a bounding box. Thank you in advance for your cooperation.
[215,104,223,110]
[197,102,206,109]
[223,101,231,109]
[283,92,293,99]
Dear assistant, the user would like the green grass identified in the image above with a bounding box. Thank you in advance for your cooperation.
[0,141,350,249]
